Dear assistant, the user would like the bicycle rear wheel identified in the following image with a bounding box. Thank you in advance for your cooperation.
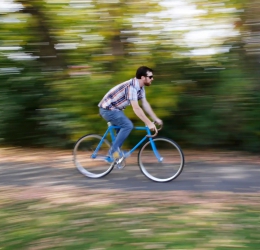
[138,137,184,182]
[73,134,114,178]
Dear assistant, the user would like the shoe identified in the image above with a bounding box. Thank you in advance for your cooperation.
[112,151,120,159]
[113,150,129,159]
[104,151,120,164]
[106,149,121,161]
[105,149,128,164]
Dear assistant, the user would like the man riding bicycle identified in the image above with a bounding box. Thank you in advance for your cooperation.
[98,66,163,162]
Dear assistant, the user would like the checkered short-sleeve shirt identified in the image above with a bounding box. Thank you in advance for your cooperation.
[98,78,145,111]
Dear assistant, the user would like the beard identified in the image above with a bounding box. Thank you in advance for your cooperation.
[144,81,151,86]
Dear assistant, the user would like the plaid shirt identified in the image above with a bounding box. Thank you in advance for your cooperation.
[98,78,145,111]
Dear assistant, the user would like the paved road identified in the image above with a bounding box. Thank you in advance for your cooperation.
[1,157,260,192]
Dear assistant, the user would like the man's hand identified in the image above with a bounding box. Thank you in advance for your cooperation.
[147,121,156,131]
[154,118,163,126]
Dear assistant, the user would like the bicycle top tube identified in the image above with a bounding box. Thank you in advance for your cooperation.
[116,125,148,130]
[105,121,159,139]
[107,123,150,132]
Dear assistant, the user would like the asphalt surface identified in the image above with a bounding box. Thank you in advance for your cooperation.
[1,156,260,193]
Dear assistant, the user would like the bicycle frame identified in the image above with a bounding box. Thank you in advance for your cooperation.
[92,125,163,162]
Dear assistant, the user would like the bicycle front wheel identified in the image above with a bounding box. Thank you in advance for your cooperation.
[73,134,114,178]
[138,137,184,182]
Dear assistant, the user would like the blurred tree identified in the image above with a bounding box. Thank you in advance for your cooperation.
[172,0,260,152]
[0,0,70,146]
[1,0,174,147]
[0,0,259,152]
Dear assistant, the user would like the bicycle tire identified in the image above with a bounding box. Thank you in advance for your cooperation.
[138,137,185,182]
[73,134,114,178]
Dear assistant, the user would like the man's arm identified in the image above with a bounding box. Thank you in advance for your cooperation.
[141,98,163,125]
[130,100,156,130]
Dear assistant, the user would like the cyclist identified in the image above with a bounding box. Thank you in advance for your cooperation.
[98,66,163,162]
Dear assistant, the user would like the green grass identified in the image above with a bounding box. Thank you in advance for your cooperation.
[1,195,260,250]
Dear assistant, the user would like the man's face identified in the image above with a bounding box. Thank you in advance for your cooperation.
[144,71,154,86]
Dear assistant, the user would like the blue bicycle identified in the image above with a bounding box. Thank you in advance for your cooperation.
[73,122,185,182]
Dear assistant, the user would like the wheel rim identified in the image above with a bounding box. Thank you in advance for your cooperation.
[73,135,113,178]
[139,138,184,182]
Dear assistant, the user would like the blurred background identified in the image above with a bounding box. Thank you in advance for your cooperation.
[0,0,259,152]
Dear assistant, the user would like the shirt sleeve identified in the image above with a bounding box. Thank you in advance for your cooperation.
[127,85,138,101]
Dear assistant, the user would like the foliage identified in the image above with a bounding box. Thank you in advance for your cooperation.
[0,0,260,152]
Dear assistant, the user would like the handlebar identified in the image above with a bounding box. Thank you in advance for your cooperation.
[146,123,163,138]
[156,123,163,131]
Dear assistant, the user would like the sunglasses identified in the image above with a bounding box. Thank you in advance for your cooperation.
[146,75,153,79]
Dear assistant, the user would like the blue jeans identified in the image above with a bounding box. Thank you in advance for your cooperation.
[99,108,133,155]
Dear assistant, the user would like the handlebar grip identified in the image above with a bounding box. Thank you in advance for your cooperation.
[146,126,158,138]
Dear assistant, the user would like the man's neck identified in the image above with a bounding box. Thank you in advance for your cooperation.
[137,78,144,87]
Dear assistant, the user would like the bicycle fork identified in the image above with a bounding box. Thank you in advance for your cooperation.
[149,138,164,163]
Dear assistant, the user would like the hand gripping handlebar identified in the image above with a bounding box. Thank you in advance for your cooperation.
[146,123,163,138]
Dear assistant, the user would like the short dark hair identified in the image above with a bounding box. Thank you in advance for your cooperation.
[136,66,153,79]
